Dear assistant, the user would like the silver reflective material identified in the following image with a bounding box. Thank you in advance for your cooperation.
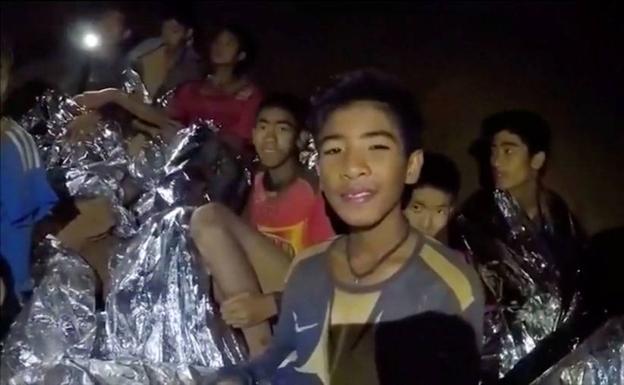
[0,237,97,384]
[531,316,624,385]
[106,207,246,367]
[121,67,175,109]
[298,131,318,170]
[128,122,217,223]
[18,91,85,135]
[17,90,137,237]
[122,68,152,105]
[3,91,251,385]
[5,357,222,385]
[456,189,581,378]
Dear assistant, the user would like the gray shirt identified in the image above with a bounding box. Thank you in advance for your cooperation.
[246,234,485,385]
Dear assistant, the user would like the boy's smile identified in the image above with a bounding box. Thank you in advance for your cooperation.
[318,101,422,228]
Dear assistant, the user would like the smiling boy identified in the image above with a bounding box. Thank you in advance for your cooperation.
[216,70,484,385]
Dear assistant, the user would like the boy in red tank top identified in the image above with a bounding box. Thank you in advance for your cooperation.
[190,94,334,357]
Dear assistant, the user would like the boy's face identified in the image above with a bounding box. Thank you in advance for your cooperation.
[404,186,454,237]
[253,107,298,169]
[162,19,189,48]
[490,129,544,191]
[98,10,127,47]
[210,30,241,66]
[318,101,422,228]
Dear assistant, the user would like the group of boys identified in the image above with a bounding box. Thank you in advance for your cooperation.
[0,8,584,385]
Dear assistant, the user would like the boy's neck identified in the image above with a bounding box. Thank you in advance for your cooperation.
[213,65,236,86]
[164,43,182,57]
[265,156,299,192]
[348,204,411,262]
[508,177,540,219]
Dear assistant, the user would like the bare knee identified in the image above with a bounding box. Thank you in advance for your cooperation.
[190,202,229,240]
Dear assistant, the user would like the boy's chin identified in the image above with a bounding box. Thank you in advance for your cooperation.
[335,210,383,230]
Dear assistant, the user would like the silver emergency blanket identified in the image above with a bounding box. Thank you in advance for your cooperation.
[0,237,97,384]
[298,131,318,170]
[3,85,251,383]
[122,69,152,105]
[122,68,175,108]
[106,207,246,366]
[18,90,136,237]
[531,316,624,385]
[455,189,582,378]
[127,122,211,222]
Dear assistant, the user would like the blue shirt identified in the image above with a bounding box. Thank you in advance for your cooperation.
[243,234,484,385]
[1,118,57,294]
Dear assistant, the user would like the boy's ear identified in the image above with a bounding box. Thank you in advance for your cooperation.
[405,149,424,184]
[296,130,312,151]
[531,151,546,171]
[186,29,194,45]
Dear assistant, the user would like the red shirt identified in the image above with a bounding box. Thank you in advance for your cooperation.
[247,172,335,258]
[168,80,262,144]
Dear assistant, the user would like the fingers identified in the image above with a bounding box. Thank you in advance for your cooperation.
[222,293,253,328]
[222,292,251,307]
[222,308,249,328]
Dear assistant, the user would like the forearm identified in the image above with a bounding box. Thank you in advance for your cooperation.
[113,92,171,129]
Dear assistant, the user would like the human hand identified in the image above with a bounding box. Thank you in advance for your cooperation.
[74,88,121,109]
[221,292,277,329]
[67,111,102,142]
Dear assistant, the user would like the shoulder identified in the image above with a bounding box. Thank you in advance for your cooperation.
[127,37,163,63]
[459,189,493,218]
[298,169,320,194]
[417,235,482,312]
[234,81,262,101]
[1,118,39,170]
[287,244,330,284]
[288,237,336,280]
[543,189,573,214]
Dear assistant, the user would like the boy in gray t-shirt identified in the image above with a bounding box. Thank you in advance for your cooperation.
[215,70,484,385]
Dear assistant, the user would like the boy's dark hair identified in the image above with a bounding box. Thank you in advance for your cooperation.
[219,24,256,76]
[161,4,195,30]
[375,312,480,385]
[413,152,461,199]
[98,5,128,22]
[257,93,308,129]
[481,109,551,155]
[309,69,423,155]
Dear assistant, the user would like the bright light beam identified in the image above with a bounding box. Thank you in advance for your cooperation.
[82,32,101,50]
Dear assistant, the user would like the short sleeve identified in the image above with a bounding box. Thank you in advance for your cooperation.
[166,83,192,124]
[306,193,336,247]
[232,85,263,142]
[1,126,57,225]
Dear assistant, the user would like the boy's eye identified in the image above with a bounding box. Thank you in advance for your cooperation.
[322,148,341,155]
[256,124,267,131]
[278,125,292,132]
[370,144,390,151]
[411,204,422,212]
[504,148,513,155]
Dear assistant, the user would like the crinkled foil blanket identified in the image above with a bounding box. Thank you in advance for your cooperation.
[1,85,249,384]
[531,316,624,385]
[456,190,582,379]
[1,225,245,384]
